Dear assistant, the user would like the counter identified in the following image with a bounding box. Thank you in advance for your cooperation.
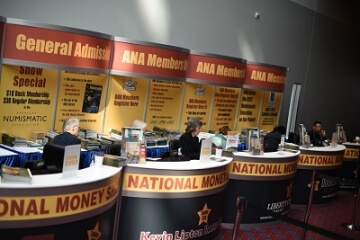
[292,144,345,205]
[117,158,232,240]
[221,151,299,225]
[0,166,122,240]
[340,142,360,189]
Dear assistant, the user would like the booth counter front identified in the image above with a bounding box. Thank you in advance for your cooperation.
[292,144,345,205]
[0,166,122,240]
[117,158,232,240]
[221,150,299,226]
[340,142,360,189]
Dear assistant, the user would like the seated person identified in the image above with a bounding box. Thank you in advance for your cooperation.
[179,117,203,160]
[264,125,286,152]
[307,120,326,147]
[212,126,231,149]
[53,117,81,146]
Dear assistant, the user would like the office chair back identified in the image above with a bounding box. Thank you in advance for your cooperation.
[42,143,66,170]
[169,139,180,151]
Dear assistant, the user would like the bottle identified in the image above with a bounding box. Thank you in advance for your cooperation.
[139,140,146,164]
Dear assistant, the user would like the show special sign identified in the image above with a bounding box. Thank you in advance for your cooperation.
[145,79,183,131]
[187,52,245,86]
[180,82,213,132]
[236,88,262,131]
[0,65,57,139]
[0,20,4,53]
[298,153,343,169]
[103,75,148,133]
[111,39,189,80]
[54,71,107,132]
[259,91,282,131]
[243,62,288,91]
[3,22,112,70]
[209,86,240,131]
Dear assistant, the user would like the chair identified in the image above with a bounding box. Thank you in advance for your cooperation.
[169,139,180,152]
[42,143,66,171]
[105,143,122,156]
[25,143,65,175]
[160,139,189,161]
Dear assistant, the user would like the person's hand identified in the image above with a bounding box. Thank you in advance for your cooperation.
[321,130,326,137]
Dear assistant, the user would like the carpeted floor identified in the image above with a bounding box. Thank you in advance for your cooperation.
[219,190,360,240]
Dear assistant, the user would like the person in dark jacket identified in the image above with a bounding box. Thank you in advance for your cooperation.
[179,117,203,160]
[53,117,81,146]
[264,125,286,152]
[307,120,326,146]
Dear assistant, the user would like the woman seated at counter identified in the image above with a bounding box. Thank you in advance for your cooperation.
[212,126,231,149]
[179,117,203,160]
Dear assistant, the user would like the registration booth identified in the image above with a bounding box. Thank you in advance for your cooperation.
[340,142,360,189]
[117,159,232,240]
[292,145,345,205]
[222,151,299,225]
[0,166,121,240]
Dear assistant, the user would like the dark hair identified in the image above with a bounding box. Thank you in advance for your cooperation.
[185,118,203,133]
[313,121,322,126]
[273,125,286,134]
[219,126,231,135]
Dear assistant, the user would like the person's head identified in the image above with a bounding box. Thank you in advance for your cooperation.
[63,117,80,136]
[273,125,286,134]
[312,121,322,133]
[186,118,203,137]
[87,94,93,102]
[131,120,147,131]
[219,126,231,136]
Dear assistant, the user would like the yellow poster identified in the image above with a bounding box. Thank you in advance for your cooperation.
[0,65,58,139]
[209,86,240,132]
[236,88,263,131]
[54,71,107,132]
[103,75,148,134]
[145,79,184,131]
[180,83,213,132]
[259,91,282,131]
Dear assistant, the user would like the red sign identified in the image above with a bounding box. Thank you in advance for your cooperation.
[3,23,112,70]
[0,20,4,57]
[244,62,288,91]
[187,52,245,86]
[111,40,189,80]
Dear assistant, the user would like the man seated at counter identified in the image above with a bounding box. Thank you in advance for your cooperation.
[53,117,81,146]
[212,126,231,149]
[179,117,203,160]
[307,120,326,147]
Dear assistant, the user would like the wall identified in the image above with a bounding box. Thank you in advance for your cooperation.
[0,0,359,137]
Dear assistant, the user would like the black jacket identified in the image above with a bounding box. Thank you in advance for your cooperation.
[179,132,201,160]
[53,132,81,146]
[307,130,324,147]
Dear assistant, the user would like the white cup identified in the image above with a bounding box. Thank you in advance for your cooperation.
[94,155,104,167]
[215,149,223,157]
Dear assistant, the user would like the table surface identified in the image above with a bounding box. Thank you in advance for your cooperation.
[0,148,18,157]
[129,156,232,170]
[0,165,121,189]
[300,144,346,152]
[233,150,300,159]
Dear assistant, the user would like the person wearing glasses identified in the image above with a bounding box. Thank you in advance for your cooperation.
[179,117,203,160]
[53,117,81,146]
[307,120,326,147]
